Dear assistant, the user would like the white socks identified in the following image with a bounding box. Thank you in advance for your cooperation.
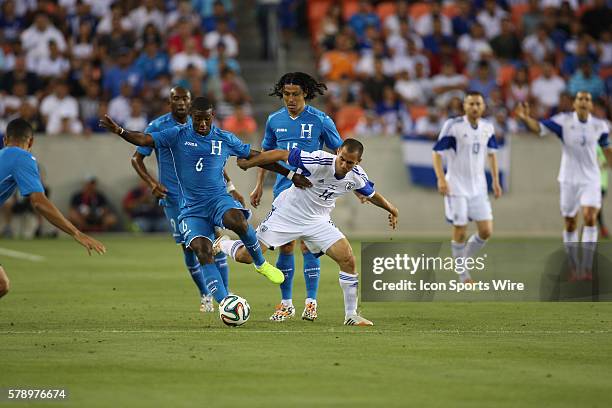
[338,271,358,317]
[281,299,293,307]
[581,226,598,273]
[451,241,471,282]
[464,234,487,259]
[305,297,317,305]
[220,239,243,261]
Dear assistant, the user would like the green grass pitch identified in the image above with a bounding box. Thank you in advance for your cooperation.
[1,236,611,407]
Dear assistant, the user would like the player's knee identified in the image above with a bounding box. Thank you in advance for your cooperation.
[479,228,492,241]
[565,217,578,232]
[0,277,9,298]
[280,241,295,254]
[583,212,598,226]
[225,214,248,235]
[339,254,356,273]
[191,241,214,264]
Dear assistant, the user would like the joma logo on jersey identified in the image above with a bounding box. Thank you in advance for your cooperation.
[184,141,198,147]
[300,124,313,139]
[276,128,287,132]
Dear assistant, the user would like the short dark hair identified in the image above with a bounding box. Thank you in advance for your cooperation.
[191,96,214,112]
[6,118,33,142]
[340,138,364,157]
[465,90,485,99]
[269,72,327,101]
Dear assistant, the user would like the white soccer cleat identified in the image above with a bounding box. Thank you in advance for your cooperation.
[301,301,318,321]
[344,314,373,326]
[212,235,230,256]
[200,295,214,313]
[269,303,296,322]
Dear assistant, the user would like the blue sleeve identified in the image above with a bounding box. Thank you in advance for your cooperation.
[150,126,181,148]
[287,148,311,176]
[540,119,563,140]
[321,115,343,149]
[356,180,375,197]
[14,155,45,196]
[599,133,610,148]
[433,136,457,152]
[487,135,498,150]
[227,132,251,158]
[138,121,158,156]
[261,118,276,151]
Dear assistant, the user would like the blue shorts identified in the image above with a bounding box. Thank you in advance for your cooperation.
[163,205,183,244]
[179,194,251,248]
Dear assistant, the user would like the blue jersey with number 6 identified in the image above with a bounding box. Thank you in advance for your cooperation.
[262,105,343,197]
[150,124,251,218]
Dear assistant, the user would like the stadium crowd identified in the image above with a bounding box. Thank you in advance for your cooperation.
[308,0,611,139]
[0,0,254,137]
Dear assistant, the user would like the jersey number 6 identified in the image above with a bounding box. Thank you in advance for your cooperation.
[195,158,204,172]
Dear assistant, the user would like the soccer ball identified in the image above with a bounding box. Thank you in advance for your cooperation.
[219,294,250,326]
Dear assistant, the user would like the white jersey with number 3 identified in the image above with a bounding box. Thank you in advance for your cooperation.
[539,112,610,186]
[433,116,498,197]
[270,149,376,225]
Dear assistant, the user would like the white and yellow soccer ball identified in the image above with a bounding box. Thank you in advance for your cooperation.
[219,294,250,326]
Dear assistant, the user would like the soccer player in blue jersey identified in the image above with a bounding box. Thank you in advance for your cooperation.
[250,72,343,322]
[0,118,106,299]
[131,87,244,313]
[100,97,312,311]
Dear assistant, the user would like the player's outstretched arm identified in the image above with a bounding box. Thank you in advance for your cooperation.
[514,102,541,135]
[432,152,449,195]
[131,151,167,199]
[250,168,268,208]
[238,150,312,189]
[28,192,106,255]
[366,192,399,230]
[99,115,155,147]
[488,153,503,199]
[603,147,612,170]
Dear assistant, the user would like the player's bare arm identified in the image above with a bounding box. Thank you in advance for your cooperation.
[131,151,168,199]
[366,192,399,229]
[432,152,449,195]
[604,147,612,170]
[250,167,268,208]
[223,169,245,206]
[515,102,542,134]
[488,153,503,199]
[99,115,155,147]
[29,192,106,255]
[239,150,312,189]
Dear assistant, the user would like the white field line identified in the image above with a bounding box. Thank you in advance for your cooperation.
[0,247,45,262]
[0,329,610,335]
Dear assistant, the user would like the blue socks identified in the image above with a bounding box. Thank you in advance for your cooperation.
[277,253,295,300]
[201,263,228,303]
[184,248,208,296]
[239,225,266,267]
[214,252,230,292]
[303,252,321,300]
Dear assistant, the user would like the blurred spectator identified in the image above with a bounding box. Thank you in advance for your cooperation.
[386,20,423,59]
[124,98,147,132]
[129,0,165,35]
[415,107,445,140]
[167,18,203,55]
[468,61,497,101]
[170,38,207,79]
[2,82,37,117]
[531,61,566,114]
[362,60,394,108]
[356,40,393,78]
[415,1,451,37]
[222,104,257,139]
[84,101,109,134]
[40,81,81,135]
[383,0,409,37]
[580,0,612,40]
[522,26,555,64]
[207,42,240,78]
[136,40,170,83]
[352,110,384,138]
[422,17,454,56]
[177,64,208,97]
[394,68,428,106]
[316,2,342,52]
[451,0,473,37]
[68,177,118,232]
[204,18,238,57]
[79,83,101,129]
[70,20,95,61]
[506,66,531,108]
[348,0,380,41]
[36,40,70,81]
[457,22,492,65]
[20,12,67,67]
[278,0,299,50]
[522,0,543,36]
[168,0,202,31]
[122,180,166,233]
[108,83,133,127]
[598,31,612,68]
[375,87,402,136]
[561,37,597,77]
[0,0,25,42]
[431,61,468,108]
[567,61,605,99]
[102,48,143,98]
[67,0,96,40]
[476,0,507,39]
[97,11,136,59]
[319,33,359,81]
[96,2,131,35]
[490,18,522,63]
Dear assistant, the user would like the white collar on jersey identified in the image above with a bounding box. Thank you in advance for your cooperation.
[573,112,591,124]
[463,115,479,130]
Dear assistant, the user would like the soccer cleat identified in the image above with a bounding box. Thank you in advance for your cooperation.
[269,303,295,321]
[200,295,214,313]
[301,302,318,321]
[212,235,230,256]
[255,261,285,284]
[343,315,374,326]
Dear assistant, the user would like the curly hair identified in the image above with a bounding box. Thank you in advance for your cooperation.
[269,72,327,101]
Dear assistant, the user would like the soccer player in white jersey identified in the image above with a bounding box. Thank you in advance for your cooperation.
[217,139,399,326]
[515,91,612,279]
[432,91,502,283]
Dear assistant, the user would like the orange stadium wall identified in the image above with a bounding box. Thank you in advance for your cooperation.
[30,134,611,238]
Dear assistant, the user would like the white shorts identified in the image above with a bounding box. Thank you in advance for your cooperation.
[444,194,493,226]
[559,182,601,217]
[256,207,345,255]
